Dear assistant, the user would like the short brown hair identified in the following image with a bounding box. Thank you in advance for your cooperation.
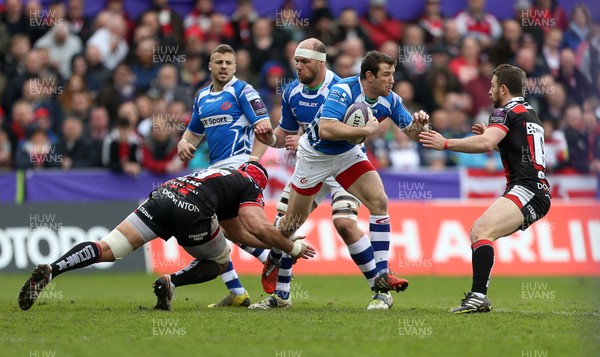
[492,64,525,96]
[210,44,235,61]
[360,51,397,79]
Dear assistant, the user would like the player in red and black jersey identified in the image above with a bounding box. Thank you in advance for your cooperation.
[18,162,315,311]
[420,64,551,314]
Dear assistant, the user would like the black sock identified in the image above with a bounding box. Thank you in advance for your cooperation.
[170,259,221,287]
[471,240,494,295]
[50,242,101,279]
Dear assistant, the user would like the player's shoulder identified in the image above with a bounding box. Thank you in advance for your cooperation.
[229,77,253,95]
[282,78,302,99]
[326,69,342,86]
[330,75,358,99]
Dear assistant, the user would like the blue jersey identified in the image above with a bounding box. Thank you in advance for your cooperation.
[305,76,413,155]
[278,69,340,133]
[188,76,269,165]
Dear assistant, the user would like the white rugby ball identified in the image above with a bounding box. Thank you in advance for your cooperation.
[343,102,373,145]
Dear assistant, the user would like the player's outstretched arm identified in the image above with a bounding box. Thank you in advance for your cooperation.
[219,218,271,249]
[238,205,316,260]
[178,129,203,161]
[250,126,289,161]
[402,110,430,141]
[420,127,506,153]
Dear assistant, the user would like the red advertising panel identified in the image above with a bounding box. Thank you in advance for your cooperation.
[146,201,600,276]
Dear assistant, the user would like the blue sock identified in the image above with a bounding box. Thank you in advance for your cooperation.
[370,215,390,275]
[219,261,245,295]
[239,244,268,264]
[347,235,378,291]
[275,254,293,300]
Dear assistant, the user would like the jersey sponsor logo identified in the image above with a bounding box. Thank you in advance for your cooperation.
[300,177,309,184]
[375,217,390,224]
[221,101,233,111]
[299,100,318,107]
[201,115,233,127]
[537,182,549,191]
[204,96,223,103]
[526,122,543,135]
[188,231,208,242]
[328,89,347,106]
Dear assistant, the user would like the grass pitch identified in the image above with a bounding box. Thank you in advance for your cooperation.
[1,273,599,357]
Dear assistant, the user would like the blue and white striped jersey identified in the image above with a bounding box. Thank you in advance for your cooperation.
[305,75,413,155]
[188,76,269,165]
[278,69,340,133]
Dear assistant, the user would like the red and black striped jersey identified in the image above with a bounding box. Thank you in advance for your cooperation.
[488,97,550,192]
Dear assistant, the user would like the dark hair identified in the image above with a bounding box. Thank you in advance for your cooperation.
[211,44,235,60]
[360,51,397,79]
[492,64,525,96]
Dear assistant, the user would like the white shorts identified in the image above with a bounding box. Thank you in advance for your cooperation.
[290,136,374,196]
[209,155,249,170]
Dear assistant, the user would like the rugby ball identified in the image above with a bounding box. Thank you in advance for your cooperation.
[343,102,373,145]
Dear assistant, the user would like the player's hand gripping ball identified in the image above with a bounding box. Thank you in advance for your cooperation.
[343,102,374,145]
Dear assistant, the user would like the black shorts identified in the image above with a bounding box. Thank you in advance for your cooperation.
[503,184,551,230]
[133,188,215,246]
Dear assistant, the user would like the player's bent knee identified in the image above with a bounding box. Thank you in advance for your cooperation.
[100,229,134,260]
[365,193,388,215]
[331,192,360,222]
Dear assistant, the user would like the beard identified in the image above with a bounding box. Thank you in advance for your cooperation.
[492,88,502,108]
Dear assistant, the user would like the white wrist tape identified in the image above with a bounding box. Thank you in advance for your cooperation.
[289,240,303,257]
[269,135,277,147]
[294,48,326,62]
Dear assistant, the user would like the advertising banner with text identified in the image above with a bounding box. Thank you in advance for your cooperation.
[147,201,600,276]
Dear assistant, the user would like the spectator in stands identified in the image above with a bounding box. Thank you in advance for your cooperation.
[130,38,160,93]
[1,0,27,36]
[55,116,98,169]
[184,0,214,32]
[307,8,338,58]
[339,37,365,76]
[136,10,161,41]
[398,25,430,81]
[70,54,87,79]
[531,0,568,32]
[183,24,204,54]
[135,94,156,138]
[577,23,600,92]
[0,125,10,168]
[245,18,288,73]
[96,63,136,124]
[141,117,183,174]
[258,61,286,113]
[84,45,111,94]
[379,41,404,81]
[454,0,502,46]
[14,125,56,169]
[422,66,460,113]
[419,0,444,44]
[88,107,109,153]
[59,74,86,114]
[360,0,402,51]
[117,101,140,131]
[543,120,568,172]
[463,50,495,117]
[69,91,92,124]
[393,81,422,115]
[557,48,591,105]
[87,13,128,70]
[7,101,35,152]
[202,12,236,52]
[388,130,420,172]
[104,0,135,42]
[539,81,567,125]
[33,107,58,144]
[562,103,590,173]
[491,19,522,65]
[180,52,210,90]
[588,110,600,173]
[102,117,141,176]
[231,0,258,48]
[152,0,184,48]
[422,109,452,168]
[442,19,461,57]
[514,47,546,79]
[335,8,373,53]
[2,49,43,114]
[1,34,30,92]
[148,64,194,108]
[333,54,355,78]
[449,36,481,86]
[66,0,93,43]
[540,28,563,77]
[562,4,591,51]
[232,48,257,89]
[277,0,308,43]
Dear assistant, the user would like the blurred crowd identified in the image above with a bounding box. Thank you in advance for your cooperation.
[0,0,598,175]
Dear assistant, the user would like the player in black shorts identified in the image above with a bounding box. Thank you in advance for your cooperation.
[419,64,551,313]
[18,162,315,311]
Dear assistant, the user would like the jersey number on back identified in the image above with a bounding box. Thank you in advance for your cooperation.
[526,122,546,170]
